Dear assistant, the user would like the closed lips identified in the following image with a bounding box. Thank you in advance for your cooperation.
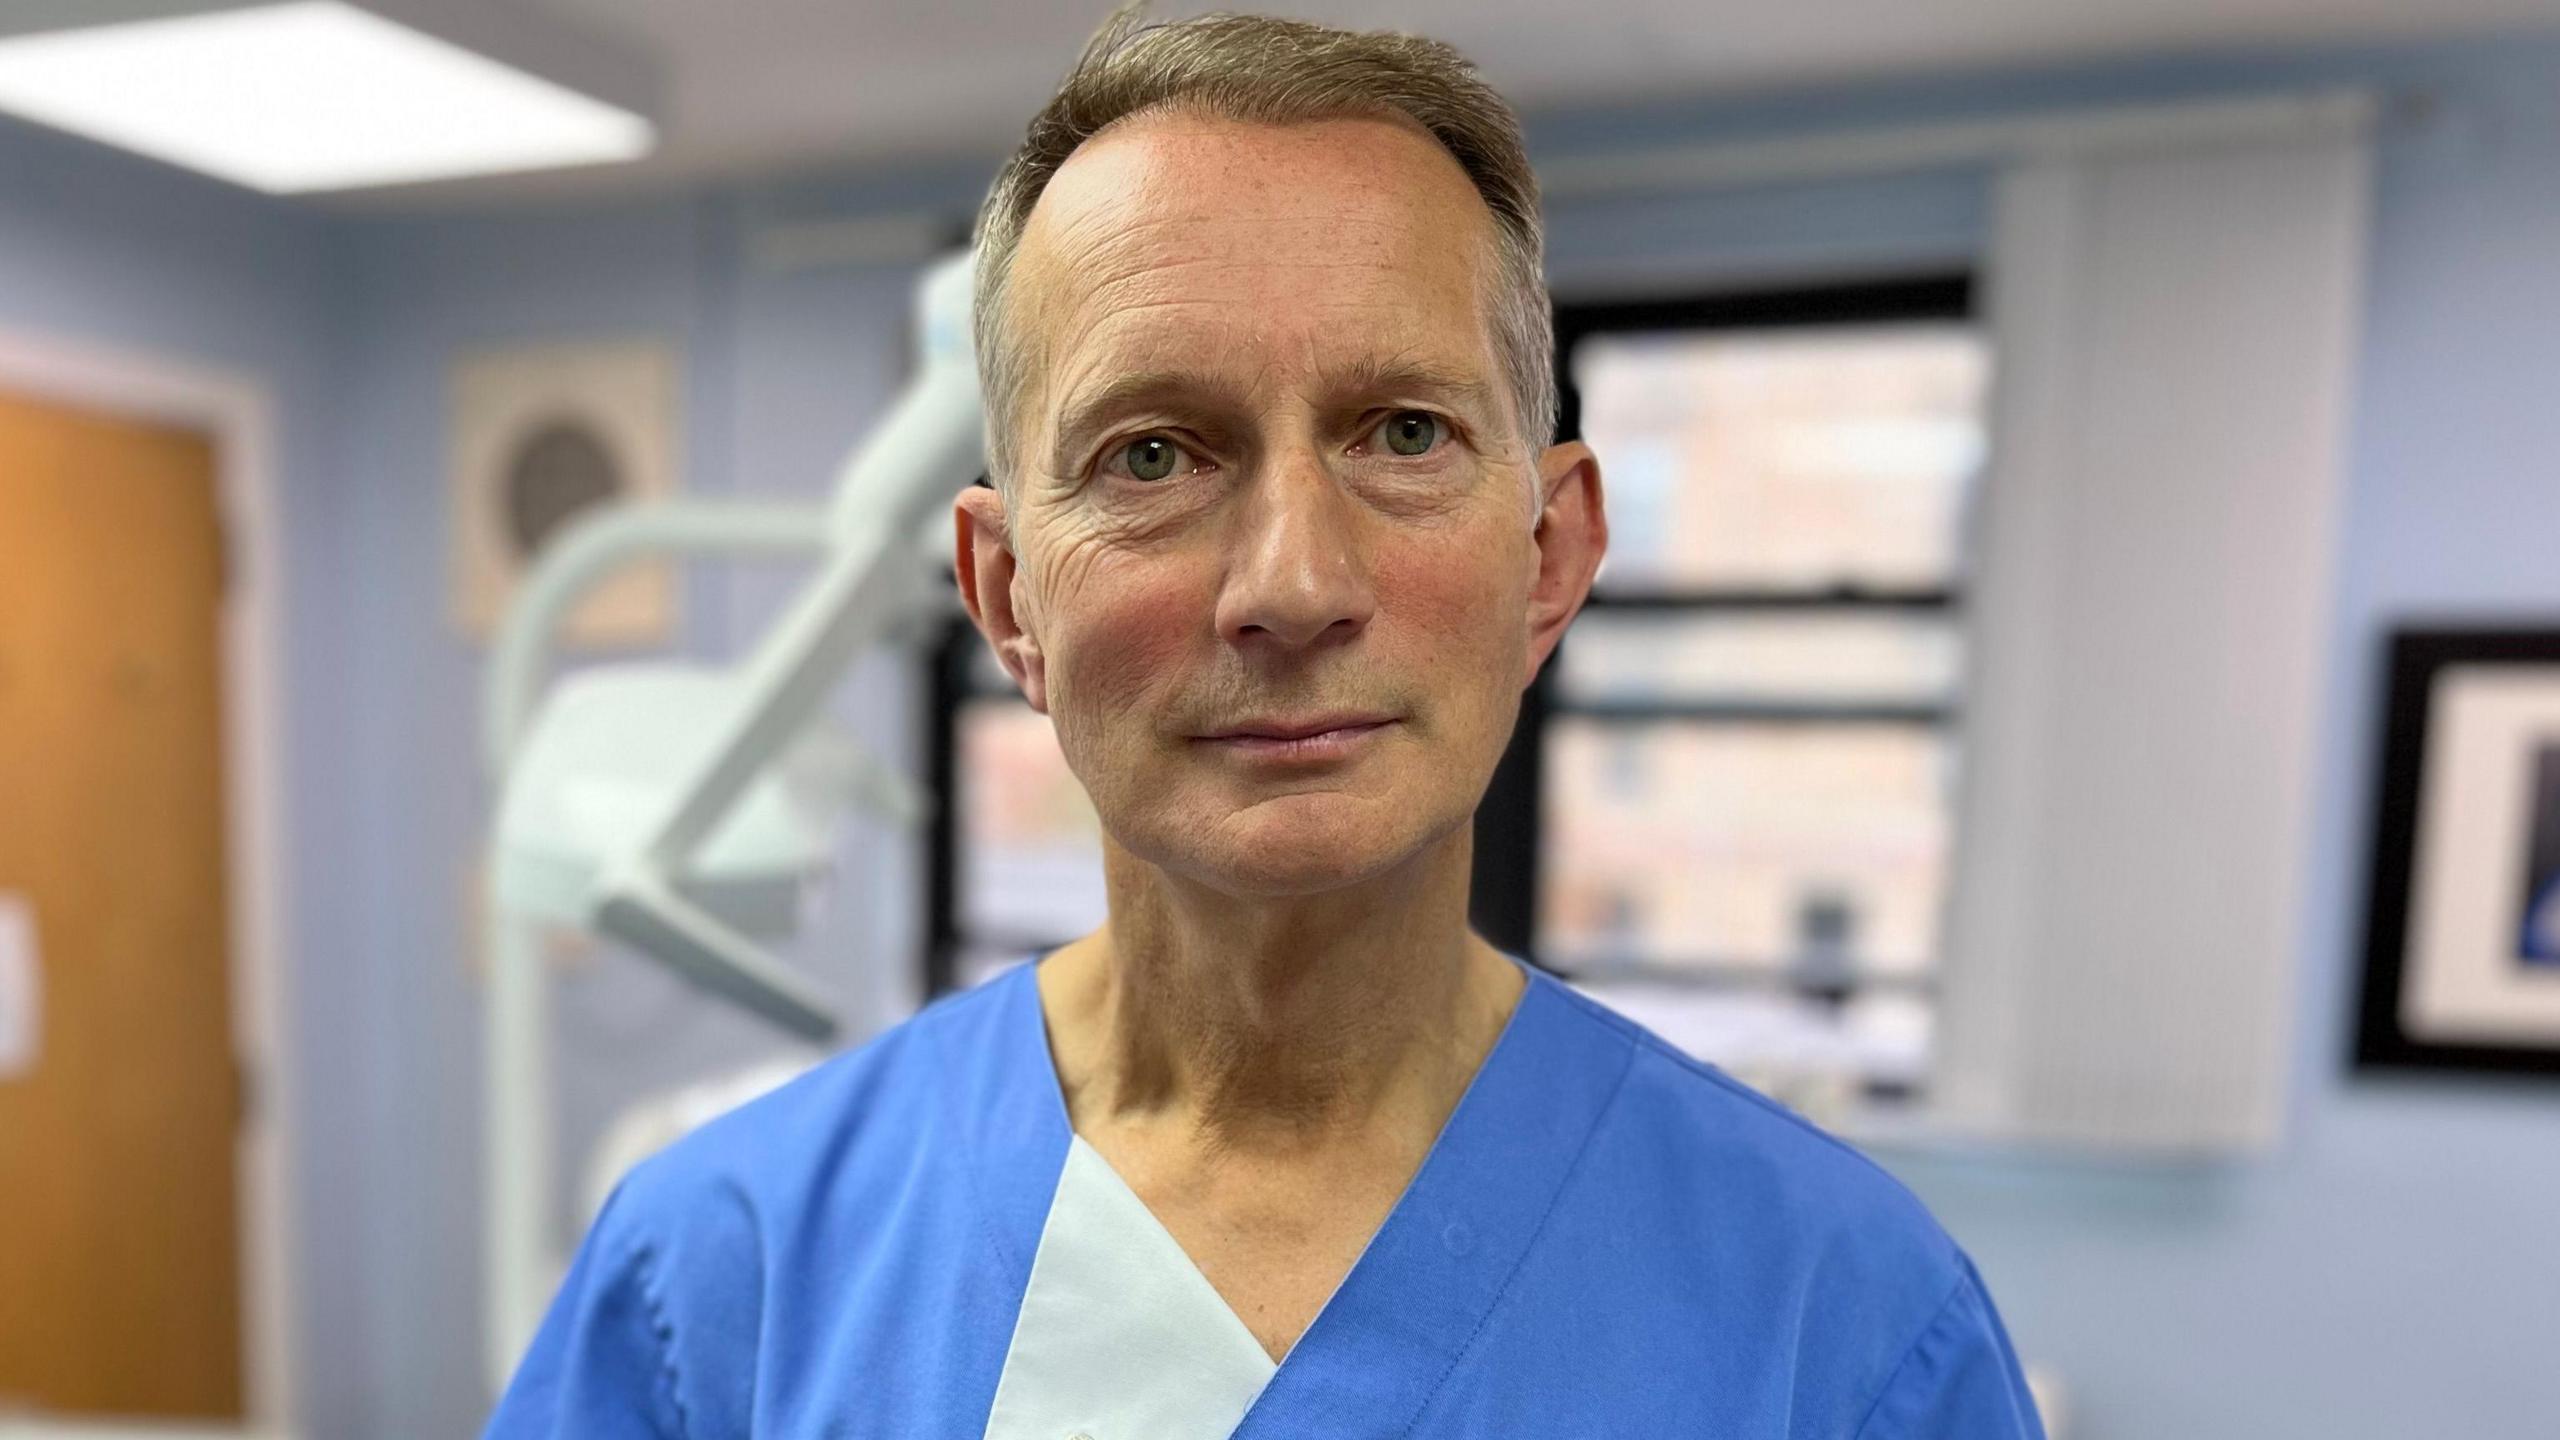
[1204,715,1393,741]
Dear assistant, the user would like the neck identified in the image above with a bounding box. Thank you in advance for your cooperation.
[1039,826,1523,1157]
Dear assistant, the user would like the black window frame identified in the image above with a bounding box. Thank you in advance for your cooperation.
[1474,272,1979,989]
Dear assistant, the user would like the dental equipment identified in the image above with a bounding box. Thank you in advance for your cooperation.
[479,250,984,1388]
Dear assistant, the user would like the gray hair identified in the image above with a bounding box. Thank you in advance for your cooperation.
[970,4,1557,500]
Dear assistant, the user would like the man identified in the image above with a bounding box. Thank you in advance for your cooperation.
[487,8,2046,1437]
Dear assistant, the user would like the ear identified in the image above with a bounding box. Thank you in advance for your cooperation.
[953,484,1050,713]
[1522,439,1606,688]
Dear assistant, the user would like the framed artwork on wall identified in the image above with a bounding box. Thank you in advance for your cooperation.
[2354,626,2560,1079]
[449,338,680,647]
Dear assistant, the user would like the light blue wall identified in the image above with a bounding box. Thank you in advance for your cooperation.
[4,29,2558,1440]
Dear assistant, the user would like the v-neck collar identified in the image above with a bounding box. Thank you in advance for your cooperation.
[981,1133,1278,1440]
[963,952,1637,1438]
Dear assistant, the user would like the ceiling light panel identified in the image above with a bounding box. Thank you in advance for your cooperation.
[0,1,653,193]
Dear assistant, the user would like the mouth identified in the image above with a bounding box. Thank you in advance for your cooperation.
[1195,713,1399,763]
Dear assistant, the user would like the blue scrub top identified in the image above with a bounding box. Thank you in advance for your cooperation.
[487,958,2046,1438]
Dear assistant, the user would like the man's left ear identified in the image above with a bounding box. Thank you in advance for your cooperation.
[1523,439,1607,688]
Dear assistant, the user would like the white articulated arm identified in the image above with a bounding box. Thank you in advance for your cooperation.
[586,255,985,1036]
[480,251,985,1388]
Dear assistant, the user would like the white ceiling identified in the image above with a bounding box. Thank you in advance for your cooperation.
[365,0,2560,204]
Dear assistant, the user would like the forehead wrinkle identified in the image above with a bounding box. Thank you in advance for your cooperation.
[1040,232,1420,356]
[1039,244,1486,400]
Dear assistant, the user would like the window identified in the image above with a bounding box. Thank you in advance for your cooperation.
[1497,276,1988,1108]
[920,276,1992,1116]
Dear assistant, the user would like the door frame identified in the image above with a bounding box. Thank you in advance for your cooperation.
[0,326,302,1434]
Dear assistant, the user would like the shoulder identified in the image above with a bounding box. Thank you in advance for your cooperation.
[1851,1251,2047,1438]
[510,972,1027,1435]
[1540,977,1969,1318]
[602,965,1019,1245]
[1551,979,1953,1244]
[1538,980,2042,1434]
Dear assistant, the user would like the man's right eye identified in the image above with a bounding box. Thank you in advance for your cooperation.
[1115,433,1189,483]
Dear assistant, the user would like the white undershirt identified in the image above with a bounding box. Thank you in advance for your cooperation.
[980,1136,1278,1440]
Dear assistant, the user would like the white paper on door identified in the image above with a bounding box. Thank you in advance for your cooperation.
[0,891,41,1080]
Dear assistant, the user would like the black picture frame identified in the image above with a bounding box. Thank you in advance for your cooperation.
[2353,624,2560,1079]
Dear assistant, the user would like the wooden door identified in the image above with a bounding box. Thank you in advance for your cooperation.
[0,389,242,1417]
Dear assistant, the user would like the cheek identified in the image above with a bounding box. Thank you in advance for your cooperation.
[1377,525,1530,696]
[1037,549,1207,758]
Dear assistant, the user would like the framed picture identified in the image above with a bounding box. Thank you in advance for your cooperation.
[449,339,680,647]
[2354,626,2560,1078]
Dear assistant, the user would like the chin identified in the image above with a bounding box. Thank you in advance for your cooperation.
[1200,847,1403,899]
[1152,791,1459,899]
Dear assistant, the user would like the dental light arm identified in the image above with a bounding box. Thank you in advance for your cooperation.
[590,320,983,1033]
[481,250,985,1387]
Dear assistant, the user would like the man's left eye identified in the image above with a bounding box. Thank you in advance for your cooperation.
[1373,411,1444,457]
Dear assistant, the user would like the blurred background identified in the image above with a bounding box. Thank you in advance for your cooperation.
[1,0,2558,1436]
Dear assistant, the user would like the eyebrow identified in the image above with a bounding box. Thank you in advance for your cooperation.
[1048,369,1238,478]
[1045,356,1502,478]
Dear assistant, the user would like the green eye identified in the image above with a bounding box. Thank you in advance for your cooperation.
[1381,411,1441,456]
[1123,435,1181,482]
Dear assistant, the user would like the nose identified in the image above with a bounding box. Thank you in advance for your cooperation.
[1213,448,1375,651]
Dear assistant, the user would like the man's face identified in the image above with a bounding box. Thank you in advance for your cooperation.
[959,109,1602,898]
